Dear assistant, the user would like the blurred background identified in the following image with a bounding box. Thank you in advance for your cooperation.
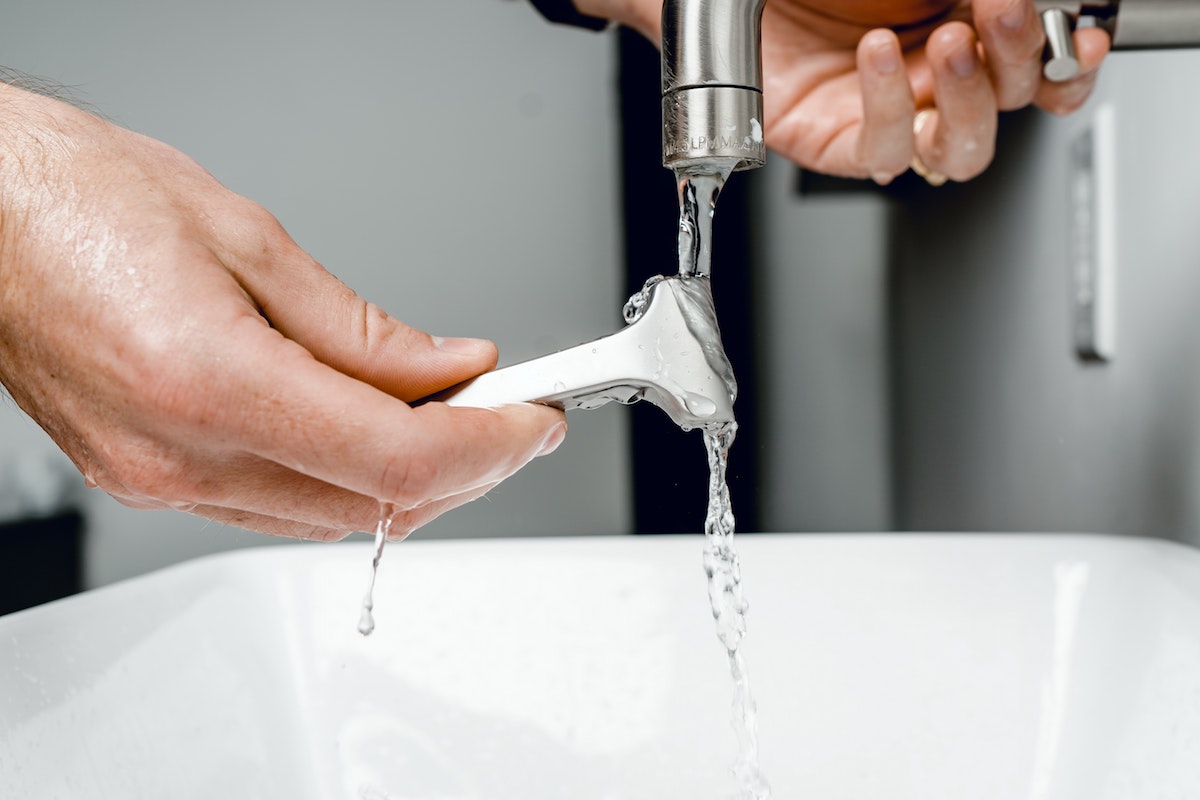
[1,1,1198,614]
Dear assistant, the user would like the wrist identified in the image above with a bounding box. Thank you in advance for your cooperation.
[0,81,78,166]
[0,83,49,224]
[0,81,103,271]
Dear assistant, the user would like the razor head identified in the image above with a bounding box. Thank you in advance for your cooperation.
[436,276,736,431]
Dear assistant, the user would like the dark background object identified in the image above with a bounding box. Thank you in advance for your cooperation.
[0,511,84,616]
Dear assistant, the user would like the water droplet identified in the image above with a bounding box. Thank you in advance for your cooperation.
[684,392,718,417]
[357,604,375,636]
[358,501,395,637]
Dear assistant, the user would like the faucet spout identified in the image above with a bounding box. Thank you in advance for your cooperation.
[661,0,768,172]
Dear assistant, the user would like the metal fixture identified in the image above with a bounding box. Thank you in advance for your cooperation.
[1037,0,1200,81]
[660,0,768,172]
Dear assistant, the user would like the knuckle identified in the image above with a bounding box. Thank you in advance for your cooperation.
[359,299,424,359]
[221,199,296,261]
[100,440,191,505]
[996,74,1041,111]
[141,368,189,416]
[140,366,223,433]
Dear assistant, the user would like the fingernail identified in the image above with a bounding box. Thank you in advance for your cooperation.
[433,335,489,355]
[999,0,1028,31]
[538,422,567,457]
[866,34,901,75]
[948,43,979,79]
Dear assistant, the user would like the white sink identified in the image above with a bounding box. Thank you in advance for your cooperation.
[2,534,1199,799]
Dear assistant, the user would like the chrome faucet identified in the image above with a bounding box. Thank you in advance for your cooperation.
[436,1,770,431]
[661,0,768,175]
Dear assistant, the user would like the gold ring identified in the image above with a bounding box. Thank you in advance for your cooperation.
[910,109,947,187]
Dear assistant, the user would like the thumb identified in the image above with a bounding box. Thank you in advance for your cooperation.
[240,249,498,403]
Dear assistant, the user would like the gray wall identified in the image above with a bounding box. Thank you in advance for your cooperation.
[892,50,1200,545]
[0,0,631,586]
[752,162,894,532]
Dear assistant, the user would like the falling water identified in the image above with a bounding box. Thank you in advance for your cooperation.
[703,423,770,799]
[351,159,769,795]
[676,163,771,799]
[357,502,397,637]
[676,165,732,278]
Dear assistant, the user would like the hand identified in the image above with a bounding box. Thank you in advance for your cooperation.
[0,84,566,541]
[583,0,1111,183]
[759,0,1110,182]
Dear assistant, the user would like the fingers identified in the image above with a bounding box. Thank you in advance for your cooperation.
[222,322,566,510]
[913,18,1108,182]
[218,213,498,403]
[849,8,1107,185]
[142,502,351,542]
[108,449,382,532]
[913,22,998,183]
[94,296,566,538]
[105,359,564,540]
[853,22,1000,185]
[973,0,1110,115]
[855,29,916,184]
[974,0,1046,111]
[102,423,518,541]
[133,479,503,542]
[382,479,505,541]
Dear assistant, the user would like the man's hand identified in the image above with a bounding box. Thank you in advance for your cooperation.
[0,84,565,541]
[580,0,1111,182]
[759,0,1110,182]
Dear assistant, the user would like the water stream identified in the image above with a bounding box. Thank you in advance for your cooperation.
[353,162,769,797]
[676,166,731,279]
[357,502,397,637]
[677,163,770,799]
[702,423,770,799]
